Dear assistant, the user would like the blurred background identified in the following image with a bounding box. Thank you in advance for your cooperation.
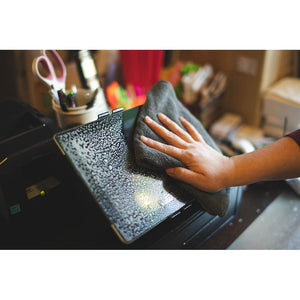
[1,50,300,149]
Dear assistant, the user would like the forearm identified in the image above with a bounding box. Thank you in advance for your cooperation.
[224,136,300,187]
[141,113,300,192]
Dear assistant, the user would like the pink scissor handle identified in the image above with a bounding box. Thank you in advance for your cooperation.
[42,50,66,84]
[32,50,66,92]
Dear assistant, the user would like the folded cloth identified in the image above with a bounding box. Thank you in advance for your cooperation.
[133,80,229,217]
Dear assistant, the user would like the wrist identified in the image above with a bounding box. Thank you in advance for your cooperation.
[220,156,236,189]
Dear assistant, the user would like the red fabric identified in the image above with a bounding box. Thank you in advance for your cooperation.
[286,129,300,148]
[119,50,165,93]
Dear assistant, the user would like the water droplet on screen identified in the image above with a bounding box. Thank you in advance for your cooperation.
[55,112,184,243]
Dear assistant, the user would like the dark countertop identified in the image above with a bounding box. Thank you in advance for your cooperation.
[200,180,290,249]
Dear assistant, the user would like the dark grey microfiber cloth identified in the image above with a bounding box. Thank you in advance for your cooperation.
[133,80,229,217]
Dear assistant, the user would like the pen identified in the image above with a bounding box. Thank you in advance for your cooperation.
[67,91,77,108]
[70,84,77,106]
[86,88,98,109]
[57,89,68,112]
[71,84,77,94]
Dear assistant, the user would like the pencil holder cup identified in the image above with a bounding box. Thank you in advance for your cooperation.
[52,88,108,129]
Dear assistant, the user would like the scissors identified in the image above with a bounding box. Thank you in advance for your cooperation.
[32,50,67,103]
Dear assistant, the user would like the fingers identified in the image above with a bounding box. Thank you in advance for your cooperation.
[179,117,204,142]
[140,135,183,160]
[157,113,194,143]
[166,167,206,190]
[144,116,187,148]
[166,167,220,192]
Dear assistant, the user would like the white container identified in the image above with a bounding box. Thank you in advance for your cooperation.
[52,88,109,129]
[262,77,300,137]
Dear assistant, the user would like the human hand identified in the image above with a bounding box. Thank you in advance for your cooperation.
[140,113,234,192]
